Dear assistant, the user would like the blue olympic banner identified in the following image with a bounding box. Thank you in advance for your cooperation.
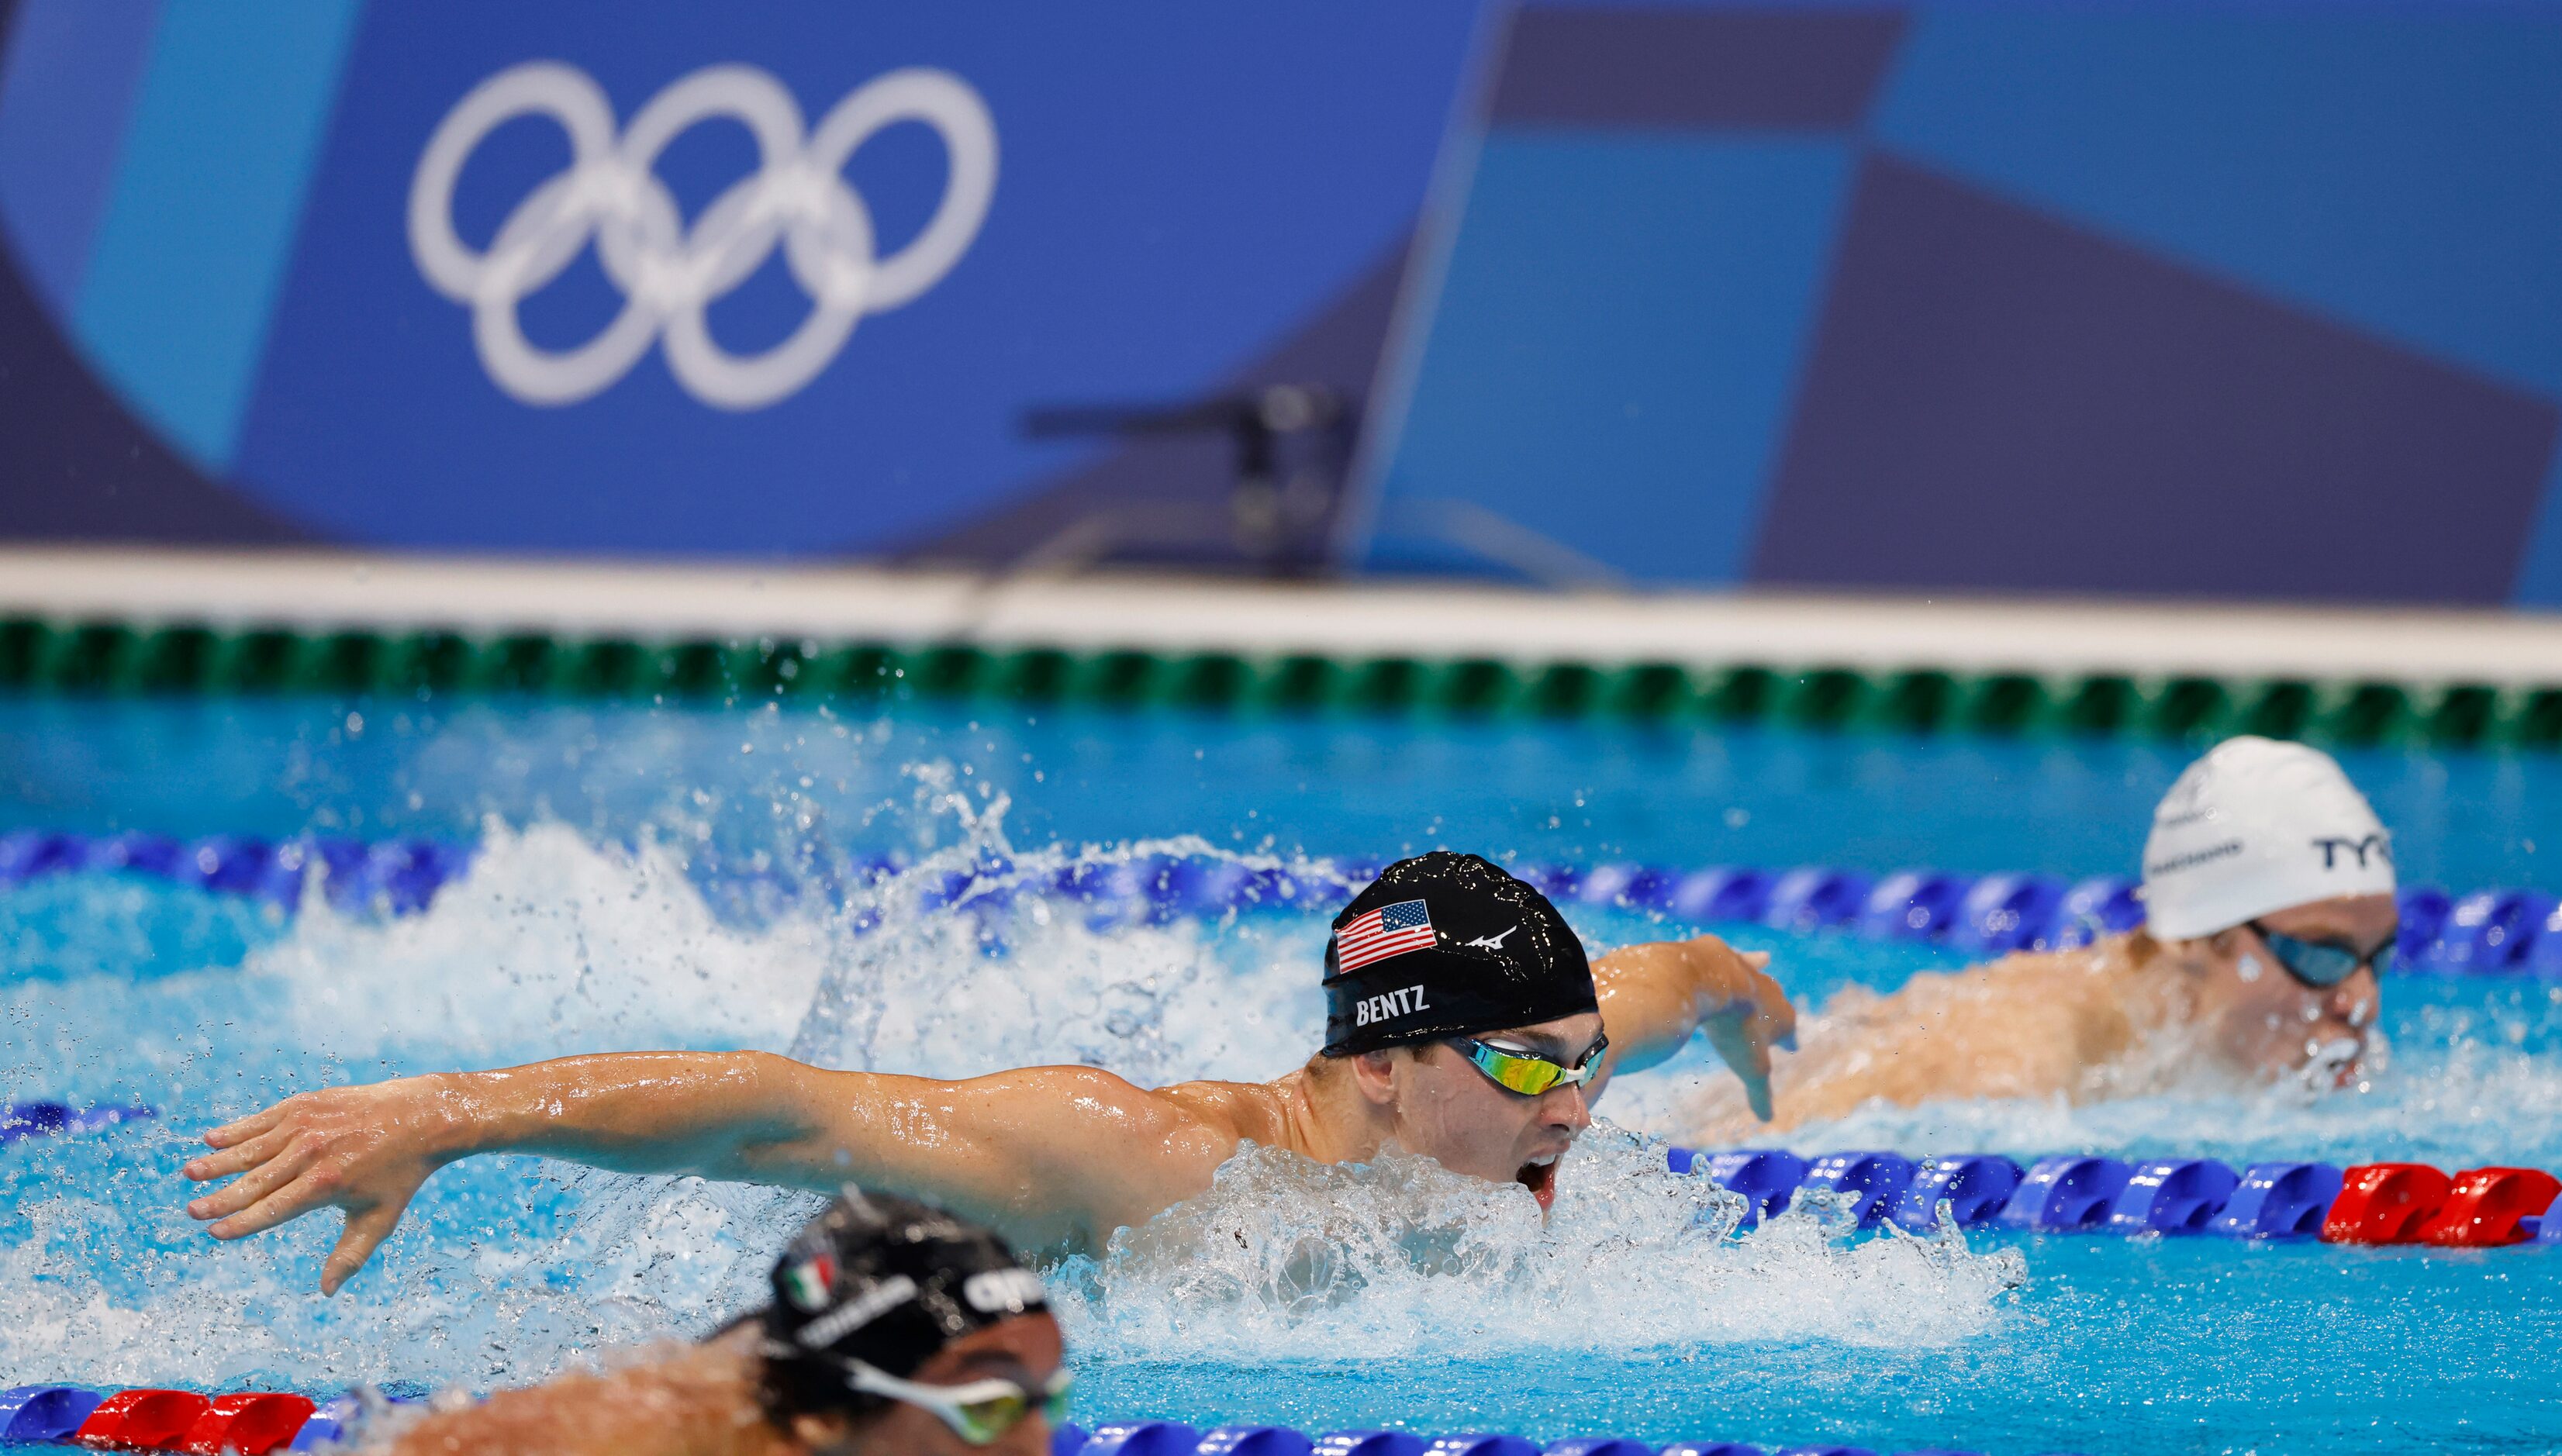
[0,0,1481,562]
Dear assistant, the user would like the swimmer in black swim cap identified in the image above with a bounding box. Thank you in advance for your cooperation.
[188,851,1794,1282]
[378,1189,1065,1456]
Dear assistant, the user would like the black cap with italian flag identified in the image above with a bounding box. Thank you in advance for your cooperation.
[752,1189,1047,1420]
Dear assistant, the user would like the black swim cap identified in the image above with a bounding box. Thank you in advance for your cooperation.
[754,1189,1048,1423]
[1321,851,1597,1057]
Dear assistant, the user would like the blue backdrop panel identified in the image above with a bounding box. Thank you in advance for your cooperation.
[1377,134,1852,585]
[233,2,1478,554]
[2513,451,2562,607]
[73,0,362,471]
[1486,6,1906,129]
[1872,6,2562,402]
[1363,1,2562,606]
[0,0,160,317]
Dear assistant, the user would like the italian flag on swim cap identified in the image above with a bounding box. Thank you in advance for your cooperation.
[782,1251,837,1311]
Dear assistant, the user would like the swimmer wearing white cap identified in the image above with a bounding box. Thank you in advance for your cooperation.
[1676,736,2397,1140]
[178,852,1794,1293]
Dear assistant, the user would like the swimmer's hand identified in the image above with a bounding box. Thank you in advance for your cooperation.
[1697,946,1796,1121]
[1591,933,1797,1121]
[183,1074,468,1296]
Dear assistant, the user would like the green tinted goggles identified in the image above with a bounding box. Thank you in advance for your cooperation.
[1453,1035,1608,1096]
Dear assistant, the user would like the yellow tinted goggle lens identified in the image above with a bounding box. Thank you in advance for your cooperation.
[1479,1046,1567,1094]
[1461,1039,1602,1095]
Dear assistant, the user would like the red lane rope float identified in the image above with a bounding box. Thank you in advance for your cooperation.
[2316,1164,2562,1246]
[175,1393,316,1455]
[72,1389,208,1450]
[2323,1164,2454,1244]
[5,1389,319,1453]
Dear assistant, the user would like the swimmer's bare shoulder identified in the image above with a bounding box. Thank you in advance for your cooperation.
[897,1062,1250,1250]
[1676,941,2141,1140]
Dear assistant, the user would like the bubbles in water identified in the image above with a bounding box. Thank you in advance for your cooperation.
[4,785,2557,1405]
[0,1158,814,1393]
[1050,1128,2025,1362]
[257,823,838,1065]
[0,800,1347,1391]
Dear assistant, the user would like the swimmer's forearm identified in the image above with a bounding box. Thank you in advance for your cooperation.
[437,1051,848,1186]
[182,1053,841,1294]
[1594,935,1794,1120]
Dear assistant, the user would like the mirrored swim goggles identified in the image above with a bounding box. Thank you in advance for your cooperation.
[847,1360,1072,1445]
[2247,921,2395,988]
[1452,1034,1608,1096]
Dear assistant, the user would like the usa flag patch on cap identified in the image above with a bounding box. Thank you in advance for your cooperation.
[1335,898,1435,971]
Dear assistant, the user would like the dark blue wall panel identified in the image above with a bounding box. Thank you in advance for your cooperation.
[1749,154,2557,603]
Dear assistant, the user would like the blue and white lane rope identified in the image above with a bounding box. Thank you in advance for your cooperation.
[0,1386,2086,1456]
[1663,1149,2561,1247]
[1,828,2553,976]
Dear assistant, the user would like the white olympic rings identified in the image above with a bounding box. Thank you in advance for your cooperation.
[409,60,996,409]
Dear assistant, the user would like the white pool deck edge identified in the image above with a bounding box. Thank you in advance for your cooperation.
[6,546,2562,685]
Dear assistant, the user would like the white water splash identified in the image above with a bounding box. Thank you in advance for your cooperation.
[259,822,837,1064]
[4,800,2553,1396]
[1052,1128,2025,1362]
[0,1168,813,1392]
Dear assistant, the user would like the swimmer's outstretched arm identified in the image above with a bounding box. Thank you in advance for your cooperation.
[181,1053,1233,1293]
[1590,934,1796,1120]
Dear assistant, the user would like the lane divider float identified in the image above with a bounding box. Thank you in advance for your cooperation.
[0,1389,2084,1456]
[1,832,2554,978]
[1666,1148,2562,1249]
[0,1103,154,1147]
[1069,1423,2087,1456]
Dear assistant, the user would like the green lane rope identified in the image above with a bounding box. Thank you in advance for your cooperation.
[4,614,2560,750]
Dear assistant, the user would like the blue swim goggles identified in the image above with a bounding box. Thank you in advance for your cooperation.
[1452,1035,1608,1096]
[2248,921,2394,989]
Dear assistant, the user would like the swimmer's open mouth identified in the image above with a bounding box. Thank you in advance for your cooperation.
[1517,1156,1559,1211]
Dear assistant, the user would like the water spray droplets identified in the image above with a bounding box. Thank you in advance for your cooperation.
[1049,1130,2025,1363]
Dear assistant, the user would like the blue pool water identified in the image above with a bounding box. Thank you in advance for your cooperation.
[2,697,2560,1455]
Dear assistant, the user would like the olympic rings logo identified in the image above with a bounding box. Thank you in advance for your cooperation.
[408,60,996,410]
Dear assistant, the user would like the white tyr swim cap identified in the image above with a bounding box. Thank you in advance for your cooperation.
[2139,736,2395,940]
